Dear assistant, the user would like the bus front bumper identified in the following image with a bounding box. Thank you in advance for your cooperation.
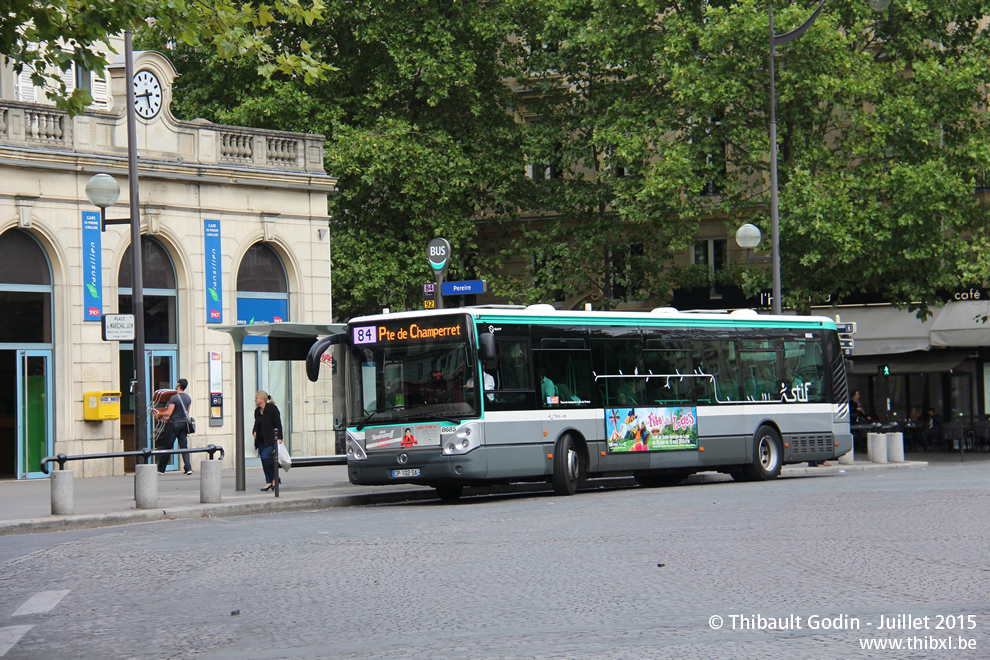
[348,448,489,486]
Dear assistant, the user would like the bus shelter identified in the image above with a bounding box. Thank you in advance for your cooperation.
[211,322,346,491]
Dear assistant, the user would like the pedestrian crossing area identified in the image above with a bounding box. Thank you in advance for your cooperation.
[0,590,68,656]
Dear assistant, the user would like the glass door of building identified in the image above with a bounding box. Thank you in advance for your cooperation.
[242,347,288,466]
[17,350,52,479]
[120,349,176,471]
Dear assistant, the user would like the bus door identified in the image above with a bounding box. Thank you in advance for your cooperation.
[477,336,543,477]
[533,342,599,472]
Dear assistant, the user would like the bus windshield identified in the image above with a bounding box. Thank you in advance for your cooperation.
[345,315,478,429]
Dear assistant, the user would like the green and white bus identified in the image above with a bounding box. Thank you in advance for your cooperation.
[307,305,852,500]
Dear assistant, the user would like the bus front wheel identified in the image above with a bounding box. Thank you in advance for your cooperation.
[742,426,782,481]
[551,434,581,496]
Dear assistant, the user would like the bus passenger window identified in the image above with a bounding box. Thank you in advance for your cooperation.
[783,339,825,402]
[615,382,639,406]
[534,348,593,408]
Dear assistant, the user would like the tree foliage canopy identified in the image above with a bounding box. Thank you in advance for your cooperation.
[503,0,990,315]
[16,0,990,318]
[2,0,328,114]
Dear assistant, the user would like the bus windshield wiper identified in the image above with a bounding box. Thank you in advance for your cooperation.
[355,406,407,431]
[355,410,387,431]
[414,413,461,425]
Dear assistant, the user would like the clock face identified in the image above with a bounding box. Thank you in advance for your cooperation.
[133,70,163,119]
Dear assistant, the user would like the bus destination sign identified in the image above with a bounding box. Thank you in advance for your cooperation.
[353,318,465,345]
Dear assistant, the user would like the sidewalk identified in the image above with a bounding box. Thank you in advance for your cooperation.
[1,451,981,536]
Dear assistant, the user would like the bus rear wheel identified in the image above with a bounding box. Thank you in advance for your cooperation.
[551,434,581,496]
[435,485,463,502]
[742,426,782,481]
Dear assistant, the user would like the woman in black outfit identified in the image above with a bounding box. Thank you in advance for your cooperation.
[252,390,283,490]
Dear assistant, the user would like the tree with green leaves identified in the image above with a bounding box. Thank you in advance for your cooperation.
[142,0,528,319]
[129,0,990,318]
[501,0,990,315]
[2,0,328,115]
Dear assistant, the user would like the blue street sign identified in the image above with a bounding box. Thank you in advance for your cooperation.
[441,280,487,296]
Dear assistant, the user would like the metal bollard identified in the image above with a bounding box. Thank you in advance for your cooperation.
[51,469,74,516]
[200,460,222,504]
[134,463,159,509]
[886,431,905,463]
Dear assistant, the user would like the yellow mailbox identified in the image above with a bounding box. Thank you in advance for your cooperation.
[83,391,121,420]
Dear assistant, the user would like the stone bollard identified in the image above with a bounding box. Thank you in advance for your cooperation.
[51,469,74,516]
[871,433,888,464]
[886,431,905,463]
[134,463,159,509]
[866,432,875,462]
[838,443,854,465]
[200,460,222,504]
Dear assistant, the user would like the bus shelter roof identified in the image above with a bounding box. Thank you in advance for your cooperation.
[209,322,346,349]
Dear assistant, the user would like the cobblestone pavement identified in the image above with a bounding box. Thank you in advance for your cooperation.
[1,451,966,535]
[0,457,986,659]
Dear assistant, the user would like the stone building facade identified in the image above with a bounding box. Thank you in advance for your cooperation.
[0,49,337,478]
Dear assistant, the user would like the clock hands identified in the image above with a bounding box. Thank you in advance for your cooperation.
[134,89,159,114]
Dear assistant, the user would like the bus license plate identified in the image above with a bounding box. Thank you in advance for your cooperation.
[391,468,421,478]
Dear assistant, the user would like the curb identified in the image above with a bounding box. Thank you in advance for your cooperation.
[0,461,930,536]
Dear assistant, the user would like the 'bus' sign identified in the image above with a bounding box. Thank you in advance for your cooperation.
[427,237,451,273]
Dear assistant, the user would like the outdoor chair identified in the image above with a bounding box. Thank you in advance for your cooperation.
[972,420,990,452]
[942,421,971,452]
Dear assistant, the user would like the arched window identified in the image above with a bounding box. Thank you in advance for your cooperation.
[118,237,177,343]
[237,243,287,293]
[0,229,53,343]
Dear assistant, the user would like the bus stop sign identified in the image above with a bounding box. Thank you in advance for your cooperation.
[427,238,451,274]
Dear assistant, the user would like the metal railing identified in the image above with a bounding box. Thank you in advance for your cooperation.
[40,445,225,474]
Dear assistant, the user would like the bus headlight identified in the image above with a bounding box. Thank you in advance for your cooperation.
[345,433,367,461]
[442,423,481,456]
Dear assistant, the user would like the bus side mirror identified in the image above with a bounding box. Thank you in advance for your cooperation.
[479,333,496,362]
[306,334,345,382]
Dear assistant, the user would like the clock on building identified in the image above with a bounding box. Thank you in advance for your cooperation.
[133,69,163,119]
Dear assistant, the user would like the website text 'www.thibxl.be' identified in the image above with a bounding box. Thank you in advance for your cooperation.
[707,612,981,651]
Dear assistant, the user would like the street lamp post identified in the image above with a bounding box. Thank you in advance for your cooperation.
[767,0,889,315]
[83,32,148,460]
[86,171,148,461]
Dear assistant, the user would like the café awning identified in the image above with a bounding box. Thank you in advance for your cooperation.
[830,301,990,357]
[930,300,990,348]
[834,305,934,356]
